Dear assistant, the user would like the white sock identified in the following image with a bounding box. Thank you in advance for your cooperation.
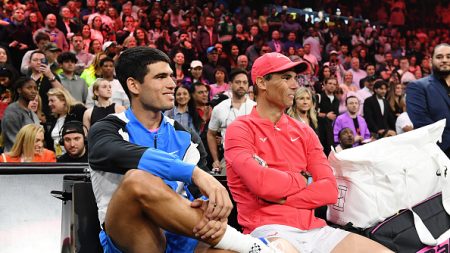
[214,225,270,253]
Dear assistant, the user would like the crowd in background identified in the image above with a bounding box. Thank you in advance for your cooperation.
[0,0,449,164]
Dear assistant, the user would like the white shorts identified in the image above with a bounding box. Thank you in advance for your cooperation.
[250,224,350,253]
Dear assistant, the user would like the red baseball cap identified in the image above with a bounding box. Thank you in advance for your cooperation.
[251,52,308,83]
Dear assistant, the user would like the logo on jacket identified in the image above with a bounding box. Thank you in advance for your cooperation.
[259,137,267,142]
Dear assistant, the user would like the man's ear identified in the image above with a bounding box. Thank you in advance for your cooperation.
[127,77,139,96]
[255,76,266,93]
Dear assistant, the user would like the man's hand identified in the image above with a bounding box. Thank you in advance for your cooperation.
[191,199,227,239]
[191,167,233,220]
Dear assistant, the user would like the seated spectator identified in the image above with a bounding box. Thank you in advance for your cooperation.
[364,80,396,138]
[43,43,62,74]
[2,77,40,152]
[20,32,51,75]
[209,66,230,100]
[396,98,414,134]
[387,82,405,117]
[80,52,107,87]
[0,46,19,81]
[70,34,94,75]
[287,87,319,132]
[207,68,255,172]
[164,85,202,134]
[83,79,126,129]
[85,57,130,108]
[0,67,15,121]
[46,88,86,156]
[170,51,188,86]
[57,121,88,163]
[57,51,88,104]
[28,50,63,120]
[1,124,56,162]
[182,60,209,89]
[81,25,93,53]
[333,96,371,147]
[88,39,103,55]
[28,95,46,124]
[335,127,356,152]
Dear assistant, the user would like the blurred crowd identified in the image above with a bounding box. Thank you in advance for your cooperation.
[0,0,449,164]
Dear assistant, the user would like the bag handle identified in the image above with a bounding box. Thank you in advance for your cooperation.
[404,156,450,246]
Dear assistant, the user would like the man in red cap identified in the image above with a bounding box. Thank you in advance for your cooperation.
[224,52,392,252]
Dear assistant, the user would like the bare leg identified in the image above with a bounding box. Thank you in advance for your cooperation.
[332,233,394,253]
[105,169,225,253]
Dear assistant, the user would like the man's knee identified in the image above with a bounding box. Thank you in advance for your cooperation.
[120,169,169,201]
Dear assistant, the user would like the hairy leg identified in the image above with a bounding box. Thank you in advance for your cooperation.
[332,233,394,253]
[105,169,224,253]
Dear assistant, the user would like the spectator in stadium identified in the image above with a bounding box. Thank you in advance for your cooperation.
[348,57,367,89]
[89,39,103,55]
[170,51,187,86]
[0,46,19,81]
[36,13,69,51]
[83,78,125,129]
[2,77,40,152]
[43,43,62,73]
[182,60,209,89]
[89,15,104,44]
[46,87,86,156]
[57,51,88,104]
[3,7,34,70]
[86,57,129,108]
[1,124,56,162]
[70,34,94,74]
[287,87,319,133]
[195,14,218,60]
[80,51,107,87]
[209,66,230,100]
[164,85,202,135]
[407,43,450,156]
[134,27,150,47]
[333,96,371,146]
[387,82,405,117]
[364,80,397,138]
[207,68,255,172]
[28,95,46,124]
[57,120,88,163]
[28,50,63,120]
[81,24,93,52]
[335,127,356,152]
[203,46,221,84]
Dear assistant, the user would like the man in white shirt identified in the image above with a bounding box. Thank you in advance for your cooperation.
[207,68,256,172]
[348,57,367,89]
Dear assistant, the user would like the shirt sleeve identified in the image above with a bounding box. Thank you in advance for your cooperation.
[225,120,308,202]
[406,82,435,128]
[283,127,338,209]
[208,105,222,131]
[88,117,195,184]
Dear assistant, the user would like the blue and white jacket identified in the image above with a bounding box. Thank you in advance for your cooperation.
[89,109,208,253]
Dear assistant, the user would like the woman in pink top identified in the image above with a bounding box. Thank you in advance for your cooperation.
[209,66,230,99]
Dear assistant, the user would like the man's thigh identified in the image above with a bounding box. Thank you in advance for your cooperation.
[104,170,167,253]
[250,224,349,253]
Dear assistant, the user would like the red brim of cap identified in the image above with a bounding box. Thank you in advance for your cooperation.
[252,61,309,83]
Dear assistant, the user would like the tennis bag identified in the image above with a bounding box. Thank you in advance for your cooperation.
[366,192,450,253]
[327,120,450,229]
